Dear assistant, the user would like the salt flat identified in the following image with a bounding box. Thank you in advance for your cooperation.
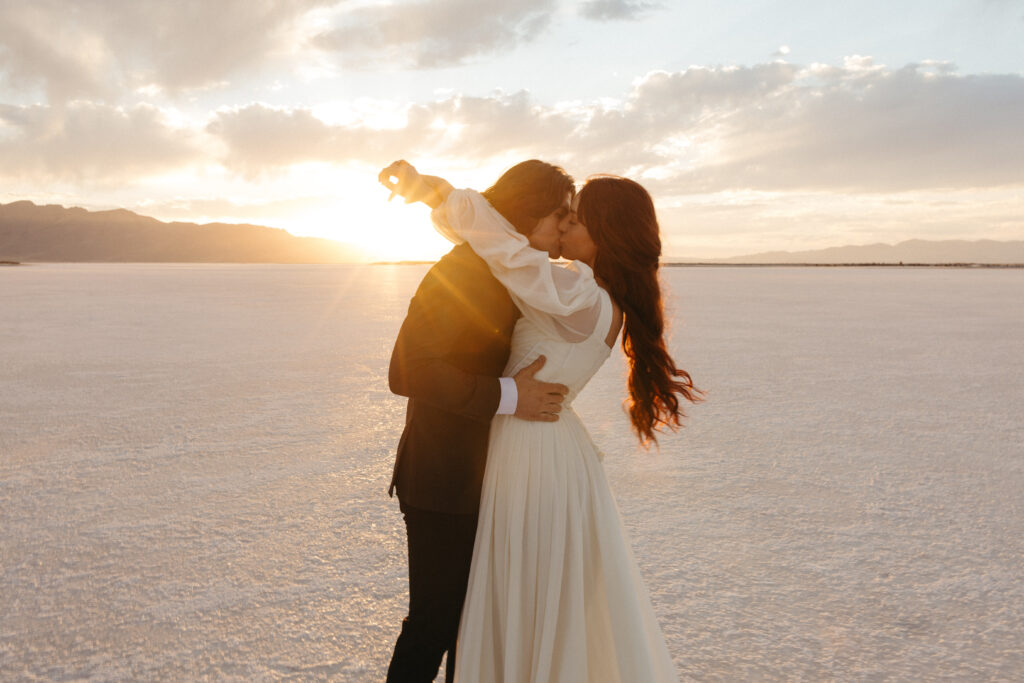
[2,263,1022,681]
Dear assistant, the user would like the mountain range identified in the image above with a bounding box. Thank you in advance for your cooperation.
[0,200,363,263]
[694,239,1024,265]
[1,200,1021,265]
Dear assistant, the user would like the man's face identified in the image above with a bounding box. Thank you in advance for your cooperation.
[527,192,572,259]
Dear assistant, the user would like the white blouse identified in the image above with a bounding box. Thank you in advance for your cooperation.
[431,189,604,343]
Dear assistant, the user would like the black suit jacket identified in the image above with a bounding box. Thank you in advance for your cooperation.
[388,242,520,515]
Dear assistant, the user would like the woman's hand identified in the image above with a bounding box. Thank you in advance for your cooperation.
[379,160,422,202]
[379,160,453,209]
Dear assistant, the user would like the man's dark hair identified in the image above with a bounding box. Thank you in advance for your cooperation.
[481,160,575,235]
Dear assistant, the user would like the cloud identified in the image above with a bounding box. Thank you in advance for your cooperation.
[5,57,1022,198]
[204,60,1024,195]
[579,0,663,21]
[0,102,200,181]
[0,2,114,103]
[207,104,341,172]
[313,0,557,68]
[207,92,579,175]
[208,63,801,179]
[0,0,332,102]
[666,62,1024,192]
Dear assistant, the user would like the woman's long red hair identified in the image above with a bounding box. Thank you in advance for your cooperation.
[576,176,702,445]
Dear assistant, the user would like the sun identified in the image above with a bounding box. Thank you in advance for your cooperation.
[347,202,453,262]
[284,169,455,262]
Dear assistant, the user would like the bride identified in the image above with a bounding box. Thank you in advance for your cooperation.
[381,160,700,682]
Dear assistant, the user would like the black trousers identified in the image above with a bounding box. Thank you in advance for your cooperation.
[387,501,478,683]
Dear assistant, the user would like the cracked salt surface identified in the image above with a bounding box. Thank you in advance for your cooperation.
[2,263,1022,681]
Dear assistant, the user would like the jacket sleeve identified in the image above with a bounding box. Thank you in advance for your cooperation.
[388,262,502,423]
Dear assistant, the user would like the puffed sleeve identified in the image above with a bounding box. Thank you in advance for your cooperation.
[431,189,603,342]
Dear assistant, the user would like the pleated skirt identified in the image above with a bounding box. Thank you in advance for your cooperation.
[454,411,680,683]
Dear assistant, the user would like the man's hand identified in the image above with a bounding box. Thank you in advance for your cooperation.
[513,356,569,422]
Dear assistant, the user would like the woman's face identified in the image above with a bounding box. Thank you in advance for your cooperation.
[560,195,598,266]
[526,192,571,259]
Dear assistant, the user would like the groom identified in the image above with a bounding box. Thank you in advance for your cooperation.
[383,160,575,682]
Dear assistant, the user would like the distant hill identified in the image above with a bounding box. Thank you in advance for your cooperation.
[675,239,1024,265]
[4,200,1020,266]
[0,200,364,263]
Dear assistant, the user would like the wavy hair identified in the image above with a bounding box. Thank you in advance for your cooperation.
[482,160,574,235]
[576,176,702,445]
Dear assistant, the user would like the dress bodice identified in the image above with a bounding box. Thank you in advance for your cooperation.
[505,287,614,405]
[429,188,615,404]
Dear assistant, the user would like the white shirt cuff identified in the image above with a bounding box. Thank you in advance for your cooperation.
[496,376,518,415]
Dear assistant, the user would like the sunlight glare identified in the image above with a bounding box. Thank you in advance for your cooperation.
[291,170,454,262]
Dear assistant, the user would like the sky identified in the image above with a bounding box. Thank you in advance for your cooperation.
[1,0,1022,261]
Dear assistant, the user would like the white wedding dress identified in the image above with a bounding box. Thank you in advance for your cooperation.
[432,191,680,683]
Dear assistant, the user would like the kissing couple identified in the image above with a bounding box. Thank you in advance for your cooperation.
[379,159,701,682]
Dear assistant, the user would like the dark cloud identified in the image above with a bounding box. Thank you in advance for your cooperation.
[568,63,800,170]
[313,0,557,68]
[0,0,333,102]
[0,0,562,97]
[102,0,332,91]
[579,0,663,21]
[0,2,115,103]
[665,63,1024,192]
